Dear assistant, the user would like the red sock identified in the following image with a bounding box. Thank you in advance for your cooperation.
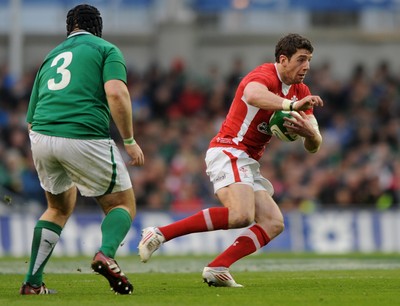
[208,224,270,268]
[159,207,229,241]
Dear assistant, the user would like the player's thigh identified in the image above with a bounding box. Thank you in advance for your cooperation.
[216,183,255,226]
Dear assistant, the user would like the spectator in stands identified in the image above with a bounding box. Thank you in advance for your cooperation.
[1,35,399,215]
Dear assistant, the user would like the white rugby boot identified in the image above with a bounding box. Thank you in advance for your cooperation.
[202,267,243,288]
[138,227,165,263]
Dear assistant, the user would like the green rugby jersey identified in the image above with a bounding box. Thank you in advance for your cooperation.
[27,32,127,139]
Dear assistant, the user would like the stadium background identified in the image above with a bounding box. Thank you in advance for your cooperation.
[0,0,399,256]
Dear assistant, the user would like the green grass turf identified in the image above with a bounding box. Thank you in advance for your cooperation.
[1,253,399,306]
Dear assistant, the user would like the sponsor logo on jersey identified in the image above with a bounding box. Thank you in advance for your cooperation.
[239,166,250,178]
[215,172,226,182]
[257,122,271,135]
[216,137,234,144]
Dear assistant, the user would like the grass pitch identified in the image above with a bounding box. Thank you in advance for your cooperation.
[1,253,399,306]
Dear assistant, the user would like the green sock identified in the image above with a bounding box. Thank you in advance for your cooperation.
[99,208,132,258]
[24,220,62,286]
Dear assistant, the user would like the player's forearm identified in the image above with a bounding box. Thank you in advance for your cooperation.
[105,80,134,140]
[244,82,286,110]
[110,98,134,140]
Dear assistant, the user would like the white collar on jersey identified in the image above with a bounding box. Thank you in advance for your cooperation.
[274,63,291,96]
[67,30,93,38]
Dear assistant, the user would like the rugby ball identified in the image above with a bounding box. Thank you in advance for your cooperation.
[269,110,299,142]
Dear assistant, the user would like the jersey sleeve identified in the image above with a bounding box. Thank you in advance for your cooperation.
[244,70,274,88]
[242,68,280,96]
[103,46,127,84]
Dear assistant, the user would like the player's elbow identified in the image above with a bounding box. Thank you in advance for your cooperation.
[305,146,320,154]
[303,134,322,153]
[105,79,129,102]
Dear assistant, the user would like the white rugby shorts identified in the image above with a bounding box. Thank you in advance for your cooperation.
[205,147,274,195]
[29,131,132,196]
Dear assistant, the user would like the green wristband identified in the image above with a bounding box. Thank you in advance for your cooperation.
[123,137,136,145]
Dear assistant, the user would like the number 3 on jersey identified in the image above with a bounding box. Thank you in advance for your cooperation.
[47,51,73,91]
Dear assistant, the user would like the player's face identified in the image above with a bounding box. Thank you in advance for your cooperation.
[281,49,312,84]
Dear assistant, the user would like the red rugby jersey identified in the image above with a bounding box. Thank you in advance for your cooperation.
[209,63,313,160]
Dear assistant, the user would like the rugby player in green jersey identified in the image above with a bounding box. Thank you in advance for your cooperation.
[20,4,144,295]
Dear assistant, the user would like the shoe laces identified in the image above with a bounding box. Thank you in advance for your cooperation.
[147,235,161,249]
[143,229,163,249]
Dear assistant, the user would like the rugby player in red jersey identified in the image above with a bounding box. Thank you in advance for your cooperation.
[139,33,323,287]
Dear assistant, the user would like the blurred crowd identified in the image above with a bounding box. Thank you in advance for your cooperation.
[0,56,399,214]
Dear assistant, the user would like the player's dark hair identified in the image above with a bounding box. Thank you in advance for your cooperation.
[66,4,103,37]
[275,33,313,62]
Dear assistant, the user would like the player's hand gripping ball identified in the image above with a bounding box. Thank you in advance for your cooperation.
[268,110,299,142]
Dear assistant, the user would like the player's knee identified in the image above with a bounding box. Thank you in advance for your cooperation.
[269,218,285,238]
[229,210,254,228]
[49,205,73,217]
[257,216,284,239]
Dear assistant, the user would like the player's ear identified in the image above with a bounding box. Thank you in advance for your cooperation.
[279,54,288,65]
